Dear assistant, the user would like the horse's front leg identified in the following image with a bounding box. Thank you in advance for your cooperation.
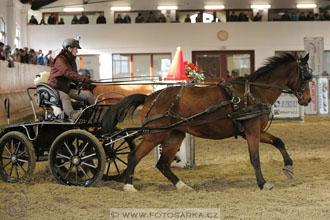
[244,125,274,190]
[260,132,294,179]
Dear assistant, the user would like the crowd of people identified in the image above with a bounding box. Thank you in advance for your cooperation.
[279,11,330,21]
[0,42,53,67]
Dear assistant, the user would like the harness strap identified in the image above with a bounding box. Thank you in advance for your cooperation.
[217,80,240,111]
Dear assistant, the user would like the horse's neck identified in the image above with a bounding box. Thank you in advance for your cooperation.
[252,64,295,105]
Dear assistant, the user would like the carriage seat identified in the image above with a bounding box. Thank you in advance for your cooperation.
[36,82,62,108]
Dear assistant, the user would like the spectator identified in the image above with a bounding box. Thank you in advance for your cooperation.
[28,49,36,64]
[79,12,89,24]
[29,15,38,25]
[3,46,12,61]
[0,42,4,60]
[12,48,21,62]
[39,18,46,25]
[196,13,203,22]
[96,12,106,24]
[20,49,28,63]
[58,18,65,24]
[323,11,330,20]
[299,12,306,21]
[306,12,314,21]
[44,50,53,65]
[48,14,56,24]
[228,11,237,22]
[184,14,191,23]
[281,11,291,21]
[114,14,123,23]
[291,13,298,21]
[314,13,321,21]
[135,13,144,23]
[123,14,131,23]
[145,11,157,23]
[71,15,79,24]
[253,12,262,21]
[158,14,167,23]
[238,12,248,21]
[37,50,44,65]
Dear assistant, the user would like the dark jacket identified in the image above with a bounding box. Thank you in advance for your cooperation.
[96,16,106,24]
[48,50,85,93]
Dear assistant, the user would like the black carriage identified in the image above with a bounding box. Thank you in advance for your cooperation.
[0,83,137,186]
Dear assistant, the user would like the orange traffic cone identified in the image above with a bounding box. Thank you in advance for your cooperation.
[165,47,190,81]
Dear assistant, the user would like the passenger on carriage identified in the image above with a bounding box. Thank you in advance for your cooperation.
[47,38,96,119]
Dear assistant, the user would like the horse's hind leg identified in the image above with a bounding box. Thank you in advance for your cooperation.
[156,131,193,191]
[123,137,163,192]
[260,132,294,179]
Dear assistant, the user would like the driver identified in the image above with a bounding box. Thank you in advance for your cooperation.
[47,38,96,119]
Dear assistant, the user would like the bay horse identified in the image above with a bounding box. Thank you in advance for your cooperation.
[105,53,312,192]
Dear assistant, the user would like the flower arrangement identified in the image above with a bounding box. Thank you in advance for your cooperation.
[184,61,205,83]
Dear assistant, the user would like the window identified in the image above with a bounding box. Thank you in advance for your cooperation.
[268,9,314,21]
[112,53,171,81]
[14,24,20,48]
[192,51,254,80]
[0,17,6,43]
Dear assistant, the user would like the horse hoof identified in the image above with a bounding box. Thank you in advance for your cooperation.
[283,165,294,179]
[175,180,194,191]
[262,182,274,190]
[123,184,138,192]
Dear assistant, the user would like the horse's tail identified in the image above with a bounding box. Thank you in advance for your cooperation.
[102,94,148,134]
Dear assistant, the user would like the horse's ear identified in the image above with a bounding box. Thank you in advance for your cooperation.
[303,53,309,62]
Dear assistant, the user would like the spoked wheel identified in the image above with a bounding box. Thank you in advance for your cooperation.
[103,136,136,181]
[0,131,36,183]
[48,129,106,187]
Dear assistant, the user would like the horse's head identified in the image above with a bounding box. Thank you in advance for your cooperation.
[289,53,312,106]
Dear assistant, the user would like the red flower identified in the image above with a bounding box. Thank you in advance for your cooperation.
[184,61,188,65]
[194,66,199,72]
[188,63,195,68]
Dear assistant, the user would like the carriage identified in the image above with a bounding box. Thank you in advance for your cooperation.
[0,82,139,186]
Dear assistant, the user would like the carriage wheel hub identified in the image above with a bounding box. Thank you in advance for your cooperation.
[72,156,80,166]
[11,155,17,163]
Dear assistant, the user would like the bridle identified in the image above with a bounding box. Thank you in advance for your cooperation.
[290,58,313,101]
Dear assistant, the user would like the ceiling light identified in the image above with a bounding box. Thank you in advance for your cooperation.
[251,5,271,9]
[204,5,225,10]
[296,4,317,9]
[157,6,178,10]
[63,8,84,12]
[110,6,131,11]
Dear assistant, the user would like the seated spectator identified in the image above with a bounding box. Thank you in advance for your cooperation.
[158,13,167,23]
[37,50,44,65]
[114,14,124,23]
[299,12,306,21]
[12,48,21,62]
[29,15,38,25]
[3,46,12,61]
[123,14,131,23]
[39,18,46,25]
[96,12,106,24]
[71,15,79,24]
[228,11,238,22]
[135,13,144,23]
[281,11,291,21]
[44,50,53,65]
[185,14,191,23]
[48,14,56,24]
[323,11,330,20]
[145,11,157,23]
[58,18,65,24]
[253,12,262,21]
[79,12,89,24]
[238,12,248,21]
[0,42,4,60]
[291,13,298,21]
[28,49,37,64]
[306,12,314,21]
[196,13,203,22]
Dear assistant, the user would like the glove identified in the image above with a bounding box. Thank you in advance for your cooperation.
[81,78,96,91]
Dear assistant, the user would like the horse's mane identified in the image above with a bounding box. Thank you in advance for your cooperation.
[243,53,296,82]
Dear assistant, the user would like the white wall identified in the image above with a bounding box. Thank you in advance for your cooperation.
[27,22,330,80]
